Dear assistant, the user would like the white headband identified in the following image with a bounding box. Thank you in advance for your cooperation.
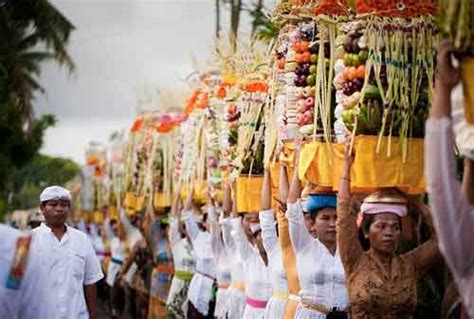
[360,202,407,217]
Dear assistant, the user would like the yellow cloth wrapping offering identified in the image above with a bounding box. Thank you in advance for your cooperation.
[237,175,263,213]
[461,57,474,124]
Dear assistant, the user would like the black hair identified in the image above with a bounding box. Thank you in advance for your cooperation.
[159,222,168,231]
[110,219,118,226]
[305,206,335,222]
[359,213,403,250]
[238,212,245,218]
[202,212,208,223]
[40,200,70,207]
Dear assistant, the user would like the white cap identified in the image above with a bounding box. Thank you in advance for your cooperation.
[40,186,72,202]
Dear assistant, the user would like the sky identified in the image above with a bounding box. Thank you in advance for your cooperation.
[35,0,268,164]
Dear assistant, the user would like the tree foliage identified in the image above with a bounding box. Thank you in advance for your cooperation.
[0,0,75,219]
[0,0,75,124]
[10,154,80,209]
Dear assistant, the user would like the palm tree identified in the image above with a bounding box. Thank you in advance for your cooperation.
[0,0,75,127]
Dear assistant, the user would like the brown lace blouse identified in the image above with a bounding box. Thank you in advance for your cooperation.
[336,200,441,319]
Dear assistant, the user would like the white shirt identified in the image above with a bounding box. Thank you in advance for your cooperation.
[166,216,195,306]
[260,210,288,319]
[104,219,126,287]
[184,210,216,316]
[286,202,349,318]
[221,217,247,319]
[425,117,474,318]
[119,210,142,283]
[208,208,232,318]
[29,223,104,319]
[0,225,38,319]
[168,216,196,274]
[230,218,272,319]
[89,224,105,261]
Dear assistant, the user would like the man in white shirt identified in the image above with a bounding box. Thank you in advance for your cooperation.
[29,185,104,319]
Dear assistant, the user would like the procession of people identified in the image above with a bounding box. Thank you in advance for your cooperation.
[1,40,473,319]
[2,0,474,318]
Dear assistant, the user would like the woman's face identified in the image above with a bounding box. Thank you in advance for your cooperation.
[313,208,337,245]
[367,213,401,255]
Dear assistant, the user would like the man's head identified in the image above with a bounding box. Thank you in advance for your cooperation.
[28,211,45,229]
[39,186,72,228]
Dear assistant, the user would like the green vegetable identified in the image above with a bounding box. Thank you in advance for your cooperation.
[364,85,381,100]
[358,50,368,63]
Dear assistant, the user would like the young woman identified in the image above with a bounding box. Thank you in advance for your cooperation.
[104,215,126,318]
[259,168,288,318]
[337,144,441,318]
[220,182,247,319]
[166,189,196,317]
[182,189,217,319]
[208,200,232,318]
[286,143,349,318]
[230,182,272,319]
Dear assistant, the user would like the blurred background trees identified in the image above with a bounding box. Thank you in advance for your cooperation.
[0,0,77,219]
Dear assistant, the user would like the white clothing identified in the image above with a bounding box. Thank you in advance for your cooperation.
[104,219,126,287]
[0,225,38,319]
[210,209,232,318]
[184,210,216,316]
[29,223,104,319]
[230,218,272,319]
[120,210,142,284]
[259,210,288,319]
[166,216,196,306]
[227,287,247,319]
[286,202,349,318]
[89,224,105,262]
[221,218,246,319]
[425,117,474,318]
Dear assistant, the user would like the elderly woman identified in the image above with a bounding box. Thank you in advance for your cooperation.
[286,146,349,318]
[337,146,442,318]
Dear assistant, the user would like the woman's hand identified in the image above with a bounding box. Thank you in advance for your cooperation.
[436,40,460,92]
[342,137,354,177]
[339,140,354,202]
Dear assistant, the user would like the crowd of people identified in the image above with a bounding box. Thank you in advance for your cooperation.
[0,41,473,319]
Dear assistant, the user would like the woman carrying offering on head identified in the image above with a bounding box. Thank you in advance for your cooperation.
[337,144,442,318]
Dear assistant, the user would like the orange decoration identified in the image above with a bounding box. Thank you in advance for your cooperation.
[196,92,209,109]
[245,81,269,93]
[216,85,227,99]
[156,123,174,133]
[130,117,143,133]
[313,0,349,16]
[355,0,436,17]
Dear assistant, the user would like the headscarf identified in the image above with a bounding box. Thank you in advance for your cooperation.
[304,194,337,213]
